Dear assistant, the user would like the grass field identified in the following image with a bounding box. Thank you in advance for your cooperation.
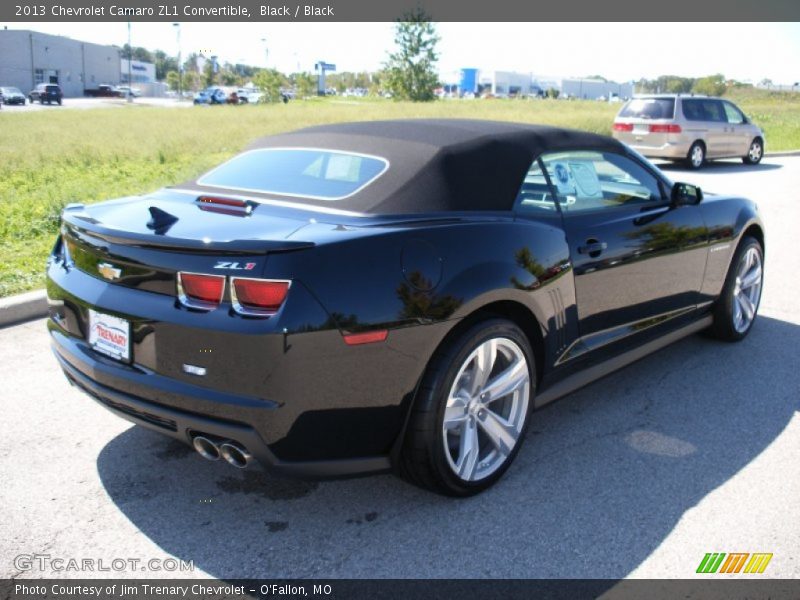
[1,93,798,297]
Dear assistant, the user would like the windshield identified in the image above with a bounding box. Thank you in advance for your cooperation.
[197,148,389,201]
[2,87,22,94]
[619,97,675,119]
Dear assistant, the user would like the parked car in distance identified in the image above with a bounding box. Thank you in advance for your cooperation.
[46,119,764,496]
[29,83,63,105]
[612,94,764,169]
[116,86,141,98]
[84,84,123,98]
[0,86,27,105]
[193,87,227,105]
[236,88,263,103]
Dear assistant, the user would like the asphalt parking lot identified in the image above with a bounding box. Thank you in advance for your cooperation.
[0,157,798,581]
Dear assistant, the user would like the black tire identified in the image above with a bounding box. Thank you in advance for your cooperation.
[399,318,536,496]
[742,138,763,165]
[710,236,763,342]
[686,141,705,169]
[57,98,62,106]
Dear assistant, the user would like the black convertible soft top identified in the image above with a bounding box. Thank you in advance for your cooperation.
[179,119,624,215]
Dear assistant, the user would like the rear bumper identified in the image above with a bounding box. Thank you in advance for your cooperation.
[626,142,689,159]
[50,326,392,478]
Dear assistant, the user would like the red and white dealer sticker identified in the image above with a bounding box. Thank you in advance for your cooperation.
[88,309,130,362]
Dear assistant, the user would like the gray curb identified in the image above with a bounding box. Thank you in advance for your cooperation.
[0,289,48,327]
[766,150,800,157]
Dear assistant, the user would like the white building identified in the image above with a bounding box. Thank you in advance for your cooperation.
[0,29,120,97]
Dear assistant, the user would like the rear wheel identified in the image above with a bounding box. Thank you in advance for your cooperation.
[711,236,763,341]
[742,138,763,165]
[400,319,535,496]
[686,141,705,169]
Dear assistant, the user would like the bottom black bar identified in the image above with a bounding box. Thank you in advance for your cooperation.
[3,579,800,600]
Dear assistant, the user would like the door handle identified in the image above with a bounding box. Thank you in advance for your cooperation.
[578,240,607,256]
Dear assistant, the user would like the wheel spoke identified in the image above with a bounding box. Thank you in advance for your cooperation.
[470,340,497,395]
[476,408,517,456]
[733,296,743,328]
[456,422,479,479]
[481,358,527,404]
[444,395,468,430]
[739,293,756,321]
[740,265,762,290]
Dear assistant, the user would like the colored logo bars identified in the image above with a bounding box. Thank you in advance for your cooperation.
[696,552,773,574]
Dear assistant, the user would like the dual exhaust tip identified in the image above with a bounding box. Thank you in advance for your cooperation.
[192,435,252,468]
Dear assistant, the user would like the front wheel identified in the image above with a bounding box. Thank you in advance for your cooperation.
[743,138,763,165]
[711,236,763,341]
[400,319,535,496]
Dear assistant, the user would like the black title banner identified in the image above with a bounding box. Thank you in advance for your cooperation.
[4,579,800,600]
[3,0,800,22]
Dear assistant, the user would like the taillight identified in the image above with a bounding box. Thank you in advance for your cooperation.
[177,272,225,309]
[613,122,633,132]
[649,124,682,134]
[230,277,290,316]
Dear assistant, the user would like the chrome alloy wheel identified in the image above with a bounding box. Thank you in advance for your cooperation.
[442,337,530,482]
[691,144,705,168]
[732,246,763,333]
[748,140,763,163]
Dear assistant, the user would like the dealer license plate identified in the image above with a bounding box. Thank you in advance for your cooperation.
[88,309,130,362]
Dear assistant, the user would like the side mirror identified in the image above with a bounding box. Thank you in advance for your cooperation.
[671,182,703,206]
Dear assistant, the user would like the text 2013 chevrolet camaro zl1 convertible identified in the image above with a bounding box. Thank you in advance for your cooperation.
[47,120,764,495]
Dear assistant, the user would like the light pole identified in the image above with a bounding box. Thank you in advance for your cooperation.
[126,22,133,103]
[173,23,182,100]
[260,37,268,69]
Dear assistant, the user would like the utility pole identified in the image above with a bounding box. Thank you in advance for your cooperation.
[173,23,182,100]
[127,22,133,103]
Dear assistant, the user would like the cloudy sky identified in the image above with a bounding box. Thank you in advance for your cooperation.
[6,21,800,84]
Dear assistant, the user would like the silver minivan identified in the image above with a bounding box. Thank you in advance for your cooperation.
[612,94,765,169]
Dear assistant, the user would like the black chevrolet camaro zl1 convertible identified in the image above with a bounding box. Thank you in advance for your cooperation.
[46,119,764,495]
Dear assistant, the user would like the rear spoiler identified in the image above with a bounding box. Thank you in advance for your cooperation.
[61,212,315,255]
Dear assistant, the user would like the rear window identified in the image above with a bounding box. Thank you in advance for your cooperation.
[619,97,675,119]
[46,85,60,92]
[197,148,388,201]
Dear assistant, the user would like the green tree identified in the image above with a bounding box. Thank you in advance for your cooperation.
[202,60,216,87]
[692,74,727,97]
[166,70,180,91]
[182,70,200,92]
[183,53,200,73]
[296,72,316,98]
[153,50,178,81]
[219,66,241,86]
[253,68,286,102]
[383,8,440,102]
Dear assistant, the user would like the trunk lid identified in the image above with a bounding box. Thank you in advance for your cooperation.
[62,189,316,254]
[58,189,319,297]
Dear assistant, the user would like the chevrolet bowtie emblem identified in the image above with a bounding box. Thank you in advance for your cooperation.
[97,262,122,281]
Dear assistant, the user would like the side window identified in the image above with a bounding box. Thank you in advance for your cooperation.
[514,159,559,215]
[539,151,664,214]
[702,100,726,122]
[723,102,745,124]
[682,99,703,121]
